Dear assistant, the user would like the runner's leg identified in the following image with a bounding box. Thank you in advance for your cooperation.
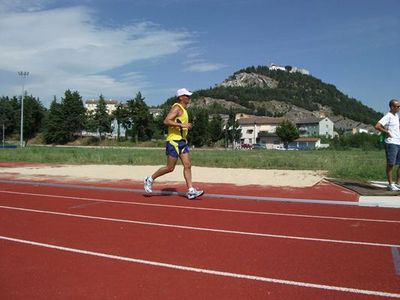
[152,155,178,180]
[180,152,192,189]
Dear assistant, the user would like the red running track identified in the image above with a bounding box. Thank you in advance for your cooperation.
[0,179,400,299]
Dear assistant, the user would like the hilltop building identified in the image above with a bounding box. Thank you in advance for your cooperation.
[268,63,310,75]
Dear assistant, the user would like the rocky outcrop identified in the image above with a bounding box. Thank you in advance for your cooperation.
[249,100,332,120]
[192,97,248,110]
[218,72,278,89]
[329,116,376,132]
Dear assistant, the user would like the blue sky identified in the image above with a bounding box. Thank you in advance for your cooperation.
[0,0,399,114]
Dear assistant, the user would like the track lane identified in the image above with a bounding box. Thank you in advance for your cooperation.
[2,240,386,300]
[1,189,399,246]
[0,205,399,295]
[1,181,400,221]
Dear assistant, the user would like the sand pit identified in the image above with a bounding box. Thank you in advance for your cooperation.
[0,164,325,187]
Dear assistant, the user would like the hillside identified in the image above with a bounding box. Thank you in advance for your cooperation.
[189,65,382,129]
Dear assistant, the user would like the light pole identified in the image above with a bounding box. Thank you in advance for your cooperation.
[18,71,29,147]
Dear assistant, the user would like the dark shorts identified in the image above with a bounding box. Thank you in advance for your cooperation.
[385,143,400,166]
[166,140,190,158]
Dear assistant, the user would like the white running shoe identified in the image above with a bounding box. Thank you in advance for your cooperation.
[387,184,400,192]
[187,187,204,200]
[144,176,153,193]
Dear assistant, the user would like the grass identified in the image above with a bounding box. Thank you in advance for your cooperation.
[0,145,387,182]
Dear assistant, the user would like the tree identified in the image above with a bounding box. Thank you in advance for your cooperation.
[153,108,168,140]
[225,109,241,148]
[188,108,209,147]
[207,114,223,146]
[127,92,154,142]
[43,90,86,144]
[113,103,130,140]
[94,95,112,139]
[22,95,46,144]
[255,104,267,116]
[329,132,383,150]
[276,120,299,148]
[0,96,18,136]
[43,98,65,144]
[84,110,98,135]
[61,90,86,142]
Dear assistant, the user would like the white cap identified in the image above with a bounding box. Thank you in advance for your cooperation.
[176,88,193,97]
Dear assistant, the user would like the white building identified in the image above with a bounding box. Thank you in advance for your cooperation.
[288,137,321,150]
[149,108,163,118]
[85,99,119,115]
[296,117,334,138]
[83,99,122,138]
[238,116,286,147]
[237,115,334,149]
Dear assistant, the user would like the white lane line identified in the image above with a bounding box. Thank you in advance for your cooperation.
[1,190,399,224]
[1,235,399,298]
[0,205,399,248]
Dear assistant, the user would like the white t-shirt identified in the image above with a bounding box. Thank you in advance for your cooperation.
[378,112,400,145]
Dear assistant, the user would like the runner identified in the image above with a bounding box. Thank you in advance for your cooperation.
[144,88,204,199]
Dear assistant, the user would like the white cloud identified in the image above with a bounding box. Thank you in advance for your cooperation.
[0,5,194,105]
[28,72,148,102]
[185,62,226,72]
[0,7,193,72]
[182,47,226,72]
[0,0,53,13]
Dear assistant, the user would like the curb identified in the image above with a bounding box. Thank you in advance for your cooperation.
[359,196,400,208]
[362,181,400,208]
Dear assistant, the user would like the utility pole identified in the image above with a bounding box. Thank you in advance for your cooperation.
[18,71,29,147]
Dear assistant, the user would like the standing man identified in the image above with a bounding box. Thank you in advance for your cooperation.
[144,88,204,199]
[375,99,400,191]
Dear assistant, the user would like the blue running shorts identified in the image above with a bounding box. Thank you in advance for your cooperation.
[166,140,190,158]
[385,143,400,166]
